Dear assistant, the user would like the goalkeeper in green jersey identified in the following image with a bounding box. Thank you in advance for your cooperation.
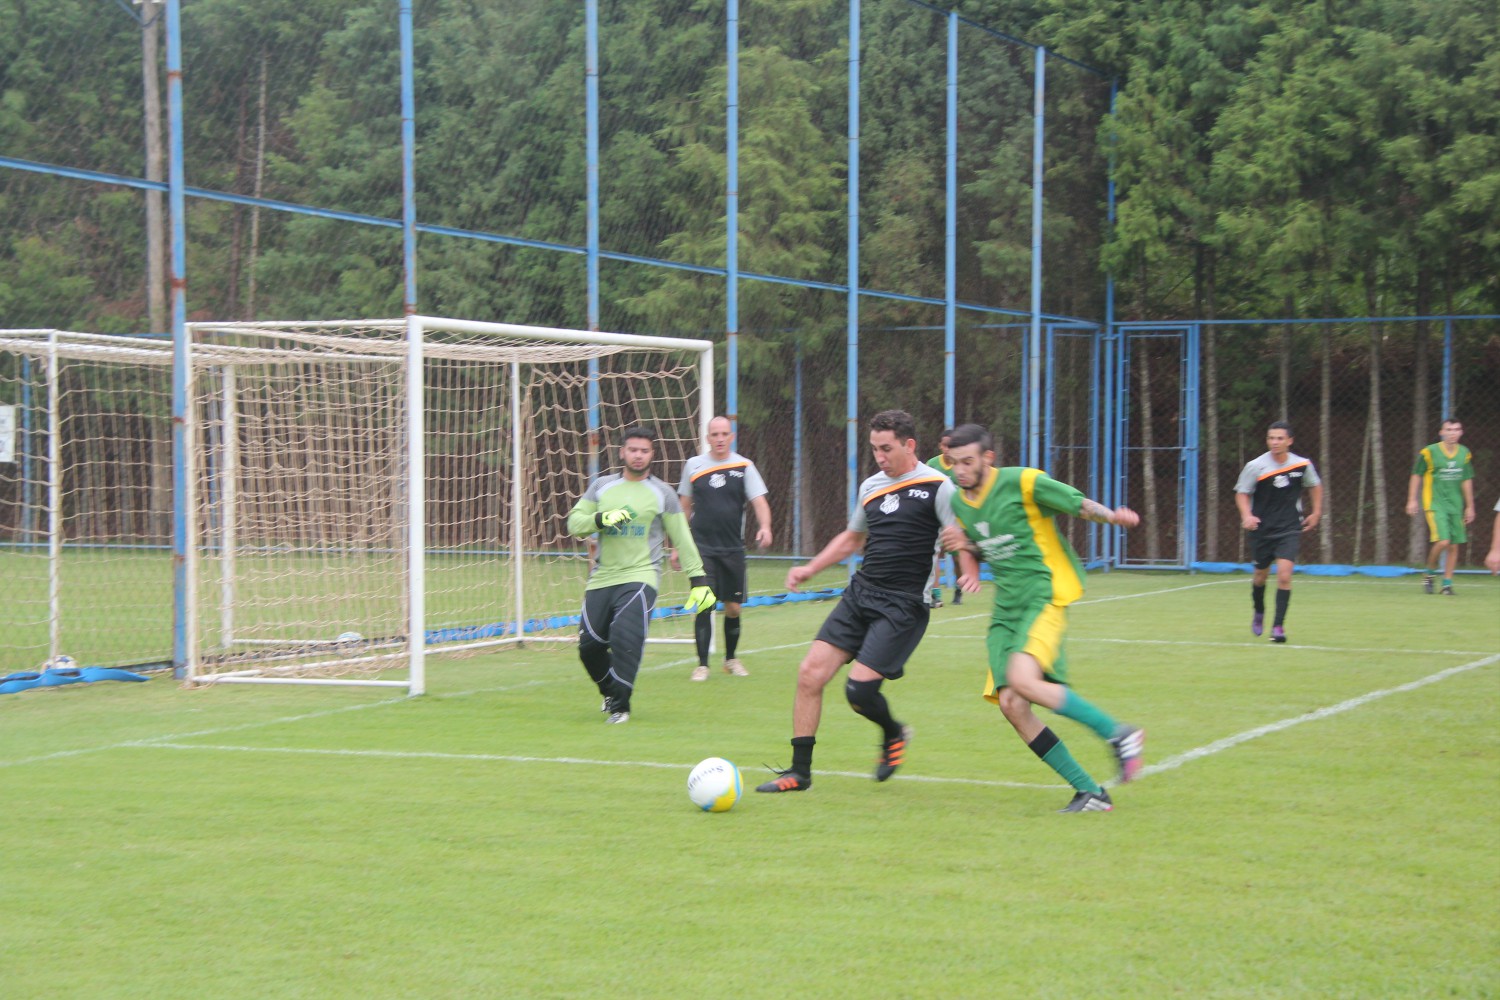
[940,423,1145,813]
[566,426,715,724]
[1406,418,1476,595]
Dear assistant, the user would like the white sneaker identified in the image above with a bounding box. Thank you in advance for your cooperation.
[723,659,749,677]
[605,710,630,724]
[690,665,710,682]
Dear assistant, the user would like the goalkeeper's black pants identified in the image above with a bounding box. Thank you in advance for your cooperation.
[578,582,657,711]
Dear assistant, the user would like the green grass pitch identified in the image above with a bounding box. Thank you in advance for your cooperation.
[2,571,1496,997]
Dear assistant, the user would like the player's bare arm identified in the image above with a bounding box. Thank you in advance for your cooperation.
[1236,492,1260,530]
[940,523,978,555]
[751,494,773,550]
[786,529,864,591]
[1300,484,1323,532]
[1079,498,1140,528]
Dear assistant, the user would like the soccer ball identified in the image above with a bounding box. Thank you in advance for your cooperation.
[43,654,78,672]
[335,631,363,645]
[687,757,742,813]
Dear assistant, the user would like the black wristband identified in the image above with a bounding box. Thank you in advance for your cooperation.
[689,576,708,588]
[594,511,606,529]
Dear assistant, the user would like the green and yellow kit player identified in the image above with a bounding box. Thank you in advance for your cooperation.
[941,423,1144,813]
[1406,418,1475,595]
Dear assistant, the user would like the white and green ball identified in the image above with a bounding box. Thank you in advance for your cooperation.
[687,757,742,812]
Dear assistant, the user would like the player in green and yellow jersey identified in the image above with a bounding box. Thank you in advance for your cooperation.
[1405,418,1475,595]
[940,423,1144,813]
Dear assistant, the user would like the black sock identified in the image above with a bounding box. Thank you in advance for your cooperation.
[1252,584,1266,614]
[694,610,712,665]
[791,736,816,776]
[1274,588,1290,627]
[724,616,741,660]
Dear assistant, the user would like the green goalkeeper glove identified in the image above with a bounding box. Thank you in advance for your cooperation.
[594,506,636,530]
[684,577,717,614]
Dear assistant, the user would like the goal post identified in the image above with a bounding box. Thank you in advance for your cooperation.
[181,316,714,694]
[0,320,713,693]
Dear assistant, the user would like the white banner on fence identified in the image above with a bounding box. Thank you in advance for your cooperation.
[0,405,15,463]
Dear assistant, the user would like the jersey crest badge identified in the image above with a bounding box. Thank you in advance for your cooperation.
[710,472,727,489]
[1273,474,1290,489]
[879,492,900,515]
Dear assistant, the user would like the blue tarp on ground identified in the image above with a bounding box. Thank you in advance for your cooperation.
[1,666,150,696]
[1190,562,1418,577]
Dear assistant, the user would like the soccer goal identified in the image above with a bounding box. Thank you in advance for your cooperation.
[0,319,713,693]
[0,330,176,674]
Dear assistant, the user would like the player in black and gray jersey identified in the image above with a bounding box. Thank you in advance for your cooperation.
[1233,421,1323,643]
[678,416,773,680]
[757,409,976,794]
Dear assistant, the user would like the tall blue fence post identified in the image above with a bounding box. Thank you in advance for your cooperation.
[1183,323,1201,569]
[166,0,190,678]
[1027,47,1046,469]
[399,1,417,314]
[793,341,804,556]
[1103,78,1118,565]
[943,12,957,432]
[726,0,740,433]
[1442,317,1453,417]
[585,0,601,478]
[846,0,861,527]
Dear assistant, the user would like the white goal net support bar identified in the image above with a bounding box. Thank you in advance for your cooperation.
[0,319,713,694]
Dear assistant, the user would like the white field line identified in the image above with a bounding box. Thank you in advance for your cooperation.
[131,650,1500,788]
[141,742,1062,789]
[1135,652,1500,780]
[0,645,798,770]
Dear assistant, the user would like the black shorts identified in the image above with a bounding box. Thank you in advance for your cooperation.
[698,548,747,605]
[1250,530,1301,569]
[814,575,930,679]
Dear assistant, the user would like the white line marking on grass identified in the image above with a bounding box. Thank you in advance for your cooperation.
[137,741,1063,789]
[1077,637,1497,658]
[1135,652,1500,780]
[1075,578,1244,604]
[0,696,409,769]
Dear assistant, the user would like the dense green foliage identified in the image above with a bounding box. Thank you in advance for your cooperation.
[2,1,1496,561]
[3,0,1492,328]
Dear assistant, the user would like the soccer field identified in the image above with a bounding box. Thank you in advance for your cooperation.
[2,571,1496,998]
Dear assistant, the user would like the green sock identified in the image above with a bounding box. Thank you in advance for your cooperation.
[1029,727,1102,794]
[1056,689,1119,741]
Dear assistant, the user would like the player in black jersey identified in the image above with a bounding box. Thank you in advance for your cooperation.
[757,410,974,793]
[677,416,773,679]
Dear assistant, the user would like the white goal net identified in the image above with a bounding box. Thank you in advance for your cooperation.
[0,319,713,692]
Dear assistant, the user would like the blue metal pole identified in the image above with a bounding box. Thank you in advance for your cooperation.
[1027,47,1045,469]
[1087,329,1101,562]
[1018,330,1029,457]
[846,0,860,523]
[166,0,189,678]
[399,0,417,314]
[793,341,804,557]
[726,0,739,432]
[1441,317,1453,418]
[1043,324,1055,472]
[943,12,957,432]
[1104,77,1118,562]
[585,0,601,478]
[1183,323,1201,569]
[20,357,34,542]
